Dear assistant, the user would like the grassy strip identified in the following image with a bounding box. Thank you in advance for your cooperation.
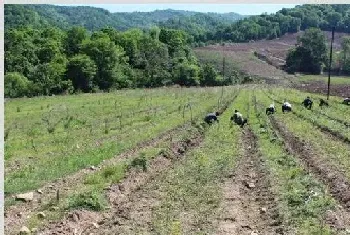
[269,88,350,124]
[273,107,350,182]
[265,90,350,142]
[5,88,239,195]
[5,88,214,164]
[151,101,242,234]
[24,122,204,232]
[239,89,336,234]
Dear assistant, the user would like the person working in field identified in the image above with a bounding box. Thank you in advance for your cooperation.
[282,100,292,113]
[204,112,220,124]
[302,96,313,109]
[266,103,276,115]
[343,98,350,105]
[319,98,329,107]
[230,110,248,128]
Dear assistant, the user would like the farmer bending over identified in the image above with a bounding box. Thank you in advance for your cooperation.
[302,96,313,109]
[282,101,292,113]
[343,98,350,105]
[204,112,220,124]
[319,98,329,107]
[266,103,276,115]
[230,110,248,128]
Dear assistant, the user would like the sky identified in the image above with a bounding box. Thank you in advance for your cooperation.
[57,4,298,15]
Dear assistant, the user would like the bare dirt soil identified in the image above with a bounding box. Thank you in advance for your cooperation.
[293,81,350,98]
[37,127,205,235]
[196,31,349,83]
[216,128,284,235]
[4,123,186,235]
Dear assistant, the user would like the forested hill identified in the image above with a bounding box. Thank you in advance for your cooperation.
[211,4,350,42]
[4,4,244,31]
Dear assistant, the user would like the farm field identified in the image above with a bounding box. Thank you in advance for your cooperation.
[296,75,350,85]
[5,85,350,235]
[195,31,350,84]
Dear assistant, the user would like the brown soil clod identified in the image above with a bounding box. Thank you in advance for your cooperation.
[217,128,284,235]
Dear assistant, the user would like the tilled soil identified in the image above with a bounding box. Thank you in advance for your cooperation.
[216,128,284,235]
[269,116,350,232]
[38,126,205,235]
[294,81,350,98]
[5,90,239,235]
[264,92,350,145]
[4,123,190,235]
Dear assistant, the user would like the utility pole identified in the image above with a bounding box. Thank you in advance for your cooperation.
[221,37,225,100]
[327,27,335,100]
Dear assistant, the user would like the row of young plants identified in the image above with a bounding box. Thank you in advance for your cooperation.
[16,89,240,234]
[21,121,203,233]
[265,88,350,142]
[5,87,239,196]
[5,88,211,164]
[238,88,338,234]
[269,87,350,123]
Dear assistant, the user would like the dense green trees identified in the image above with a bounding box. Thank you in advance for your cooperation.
[5,25,227,97]
[286,28,328,74]
[341,36,350,73]
[206,4,350,43]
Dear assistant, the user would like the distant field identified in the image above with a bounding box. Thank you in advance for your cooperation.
[195,31,350,81]
[297,75,350,85]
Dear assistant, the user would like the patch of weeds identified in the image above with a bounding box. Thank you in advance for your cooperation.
[130,153,147,172]
[170,220,182,235]
[159,148,172,159]
[104,118,109,134]
[143,115,152,122]
[47,127,56,134]
[67,190,107,211]
[84,174,104,185]
[16,107,21,112]
[64,116,74,129]
[297,219,333,235]
[4,128,10,141]
[102,164,126,183]
[84,164,127,186]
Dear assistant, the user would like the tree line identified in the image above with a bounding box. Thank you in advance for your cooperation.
[5,26,232,98]
[285,28,350,75]
[200,4,350,44]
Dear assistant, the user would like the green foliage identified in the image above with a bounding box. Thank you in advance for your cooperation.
[130,153,148,172]
[5,72,32,98]
[200,64,220,86]
[286,28,327,74]
[341,36,350,74]
[206,4,350,43]
[66,54,96,92]
[67,190,107,211]
[5,19,236,97]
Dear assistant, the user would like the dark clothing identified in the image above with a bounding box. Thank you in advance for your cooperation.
[343,98,350,105]
[230,112,248,128]
[266,107,275,115]
[204,113,218,124]
[282,105,292,113]
[319,99,329,107]
[302,98,313,109]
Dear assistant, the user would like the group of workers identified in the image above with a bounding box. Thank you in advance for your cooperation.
[204,96,350,127]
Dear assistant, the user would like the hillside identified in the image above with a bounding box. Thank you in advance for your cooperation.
[4,4,244,31]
